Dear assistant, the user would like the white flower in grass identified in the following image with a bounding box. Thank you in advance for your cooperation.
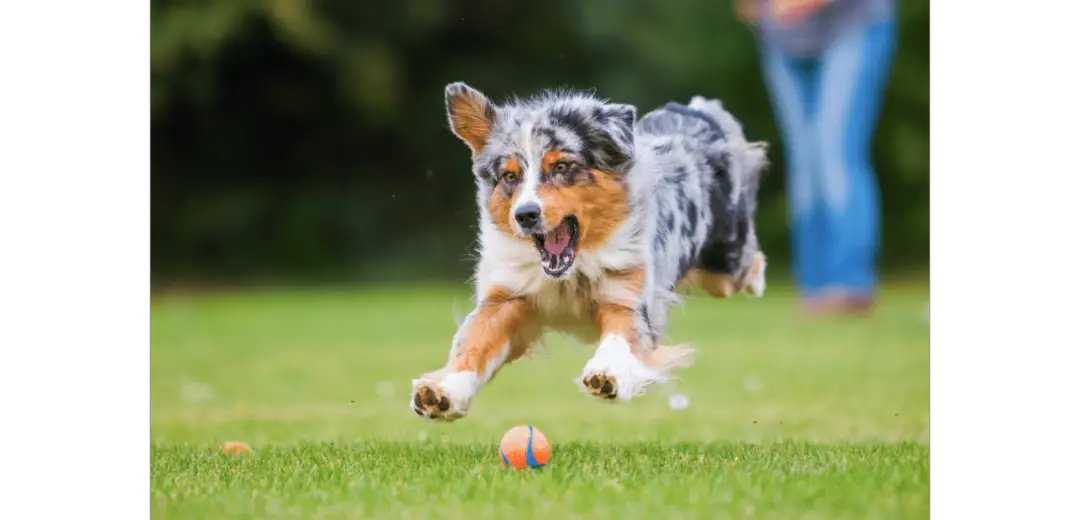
[180,380,212,403]
[375,380,396,399]
[668,393,690,411]
[743,374,763,393]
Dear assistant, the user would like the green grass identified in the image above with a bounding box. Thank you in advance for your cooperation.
[151,283,929,519]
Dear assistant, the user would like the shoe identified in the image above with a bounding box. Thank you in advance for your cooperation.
[800,289,875,317]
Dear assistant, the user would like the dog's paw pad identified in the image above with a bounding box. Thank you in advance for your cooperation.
[583,372,618,400]
[411,382,456,420]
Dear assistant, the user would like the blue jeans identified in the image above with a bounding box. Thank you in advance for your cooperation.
[760,18,897,298]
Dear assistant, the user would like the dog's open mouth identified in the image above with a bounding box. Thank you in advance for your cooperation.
[531,216,579,277]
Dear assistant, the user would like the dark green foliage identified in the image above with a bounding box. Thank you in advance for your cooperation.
[151,0,928,284]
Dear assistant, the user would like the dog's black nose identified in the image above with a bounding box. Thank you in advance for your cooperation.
[514,203,542,230]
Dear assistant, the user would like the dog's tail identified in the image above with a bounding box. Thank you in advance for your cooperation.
[643,344,696,372]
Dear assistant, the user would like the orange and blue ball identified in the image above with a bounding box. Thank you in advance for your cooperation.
[499,425,550,470]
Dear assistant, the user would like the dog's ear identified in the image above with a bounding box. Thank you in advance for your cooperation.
[590,103,637,172]
[445,82,497,155]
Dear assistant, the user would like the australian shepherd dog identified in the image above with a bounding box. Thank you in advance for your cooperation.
[411,82,768,421]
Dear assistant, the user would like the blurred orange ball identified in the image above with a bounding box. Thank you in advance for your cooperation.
[222,441,252,455]
[499,425,550,470]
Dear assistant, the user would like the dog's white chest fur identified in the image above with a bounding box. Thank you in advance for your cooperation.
[475,220,647,342]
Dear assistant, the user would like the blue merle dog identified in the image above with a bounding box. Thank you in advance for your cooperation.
[411,82,768,421]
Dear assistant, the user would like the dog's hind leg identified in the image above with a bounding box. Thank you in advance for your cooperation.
[682,252,767,299]
[685,96,768,300]
[691,161,768,299]
[410,288,540,421]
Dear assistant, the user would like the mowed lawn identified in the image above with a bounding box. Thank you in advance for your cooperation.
[150,282,930,519]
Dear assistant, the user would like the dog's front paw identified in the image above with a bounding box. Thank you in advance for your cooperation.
[577,334,669,403]
[581,372,619,400]
[409,372,476,421]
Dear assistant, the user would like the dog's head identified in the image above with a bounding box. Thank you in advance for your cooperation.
[444,82,637,278]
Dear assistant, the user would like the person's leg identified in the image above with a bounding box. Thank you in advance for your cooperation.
[759,46,825,297]
[812,17,898,303]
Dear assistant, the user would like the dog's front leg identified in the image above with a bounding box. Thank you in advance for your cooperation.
[579,268,694,402]
[578,301,659,402]
[410,288,531,421]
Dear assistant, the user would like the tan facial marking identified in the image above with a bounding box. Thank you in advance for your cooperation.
[487,156,527,238]
[535,168,628,250]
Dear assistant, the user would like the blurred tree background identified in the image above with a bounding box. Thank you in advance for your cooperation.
[151,0,928,286]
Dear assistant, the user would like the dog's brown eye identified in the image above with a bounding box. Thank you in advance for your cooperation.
[552,161,571,174]
[501,171,517,183]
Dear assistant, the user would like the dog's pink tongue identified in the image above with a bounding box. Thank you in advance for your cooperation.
[544,229,570,255]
